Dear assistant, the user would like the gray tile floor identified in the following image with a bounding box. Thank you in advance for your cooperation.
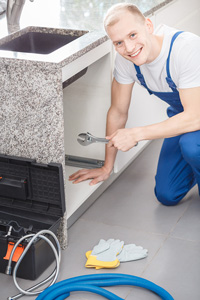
[1,139,200,300]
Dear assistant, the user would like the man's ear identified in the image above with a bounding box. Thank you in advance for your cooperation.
[145,18,154,33]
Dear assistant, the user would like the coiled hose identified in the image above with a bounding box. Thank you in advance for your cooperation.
[7,230,61,300]
[36,273,174,300]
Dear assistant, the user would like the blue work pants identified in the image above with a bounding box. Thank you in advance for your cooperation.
[155,130,200,205]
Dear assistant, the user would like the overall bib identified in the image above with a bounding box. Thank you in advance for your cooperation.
[134,31,200,206]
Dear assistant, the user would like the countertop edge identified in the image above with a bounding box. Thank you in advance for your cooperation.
[0,29,109,69]
[144,0,174,16]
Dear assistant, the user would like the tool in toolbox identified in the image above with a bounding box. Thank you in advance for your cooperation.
[0,153,65,281]
[77,132,109,146]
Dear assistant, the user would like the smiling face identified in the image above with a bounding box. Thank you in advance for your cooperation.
[106,11,161,66]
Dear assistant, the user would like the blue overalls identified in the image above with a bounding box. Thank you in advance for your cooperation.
[134,31,200,206]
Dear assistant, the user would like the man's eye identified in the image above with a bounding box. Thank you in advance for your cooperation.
[130,34,135,38]
[115,41,122,47]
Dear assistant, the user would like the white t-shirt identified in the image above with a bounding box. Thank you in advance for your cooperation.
[113,25,200,92]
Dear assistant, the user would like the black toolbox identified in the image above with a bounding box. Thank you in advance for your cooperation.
[0,154,65,280]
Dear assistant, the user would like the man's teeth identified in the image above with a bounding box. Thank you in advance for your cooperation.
[131,49,141,57]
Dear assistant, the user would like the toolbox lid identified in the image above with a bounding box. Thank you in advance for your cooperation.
[0,154,65,219]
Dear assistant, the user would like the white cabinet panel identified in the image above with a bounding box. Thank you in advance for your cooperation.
[63,53,112,161]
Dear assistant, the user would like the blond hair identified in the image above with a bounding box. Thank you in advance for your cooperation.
[104,3,145,29]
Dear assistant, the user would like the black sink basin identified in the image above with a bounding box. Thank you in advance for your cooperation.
[0,31,82,54]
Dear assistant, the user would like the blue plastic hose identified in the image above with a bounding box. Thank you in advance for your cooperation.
[36,273,174,300]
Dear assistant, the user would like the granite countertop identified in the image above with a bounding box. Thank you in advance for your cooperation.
[0,0,173,67]
[0,26,108,67]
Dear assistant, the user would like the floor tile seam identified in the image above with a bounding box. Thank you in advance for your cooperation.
[168,200,194,236]
[79,217,133,231]
[80,219,142,237]
[140,230,200,278]
[79,217,169,238]
[167,234,200,243]
[140,234,170,277]
[124,286,135,299]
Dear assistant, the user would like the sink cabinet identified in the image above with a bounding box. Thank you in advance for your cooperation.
[62,41,112,225]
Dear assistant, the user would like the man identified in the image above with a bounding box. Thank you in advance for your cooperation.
[69,3,200,206]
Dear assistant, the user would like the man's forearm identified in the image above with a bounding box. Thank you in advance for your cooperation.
[137,87,200,141]
[103,79,134,171]
[136,111,200,142]
[103,146,118,173]
[104,106,128,172]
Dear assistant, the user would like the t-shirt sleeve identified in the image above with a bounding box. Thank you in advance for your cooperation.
[175,35,200,89]
[113,53,136,84]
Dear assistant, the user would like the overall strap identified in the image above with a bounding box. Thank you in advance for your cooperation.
[134,65,152,95]
[166,31,184,92]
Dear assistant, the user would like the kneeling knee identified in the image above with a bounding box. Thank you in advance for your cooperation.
[155,187,180,206]
[179,133,200,163]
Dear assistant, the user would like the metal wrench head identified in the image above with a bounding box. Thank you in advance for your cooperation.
[77,132,94,146]
[77,132,109,146]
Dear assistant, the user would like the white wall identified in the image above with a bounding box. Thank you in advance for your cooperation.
[154,0,200,36]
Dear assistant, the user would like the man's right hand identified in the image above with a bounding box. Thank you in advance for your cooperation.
[68,166,112,186]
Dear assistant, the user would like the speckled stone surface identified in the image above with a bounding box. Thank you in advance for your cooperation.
[0,0,174,249]
[0,56,68,247]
